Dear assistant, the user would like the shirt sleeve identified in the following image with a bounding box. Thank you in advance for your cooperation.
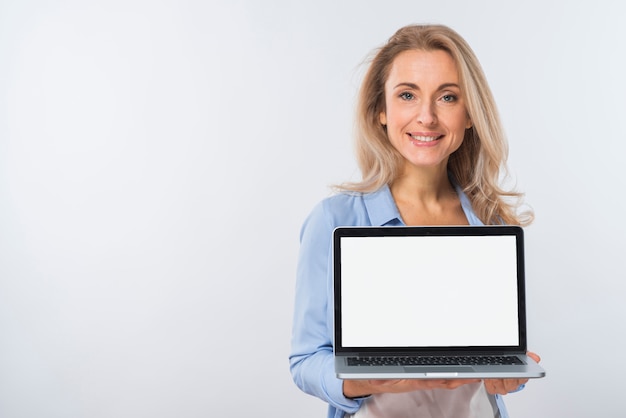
[289,200,364,414]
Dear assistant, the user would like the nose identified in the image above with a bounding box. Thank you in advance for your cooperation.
[417,103,437,126]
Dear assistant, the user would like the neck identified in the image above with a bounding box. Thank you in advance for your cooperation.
[390,164,454,204]
[388,163,468,226]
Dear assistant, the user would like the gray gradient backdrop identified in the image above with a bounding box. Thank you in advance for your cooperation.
[1,1,625,417]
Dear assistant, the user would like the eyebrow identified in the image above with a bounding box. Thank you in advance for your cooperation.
[393,82,461,90]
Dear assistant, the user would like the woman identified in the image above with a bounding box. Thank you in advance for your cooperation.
[290,24,540,418]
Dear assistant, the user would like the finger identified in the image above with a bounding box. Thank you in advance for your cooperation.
[504,379,524,393]
[527,351,541,363]
[484,379,507,395]
[486,378,528,395]
[446,379,481,389]
[367,379,407,387]
[515,378,529,388]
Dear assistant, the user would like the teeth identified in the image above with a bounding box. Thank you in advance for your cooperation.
[410,135,439,142]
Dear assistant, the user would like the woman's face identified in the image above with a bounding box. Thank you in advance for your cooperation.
[380,49,472,172]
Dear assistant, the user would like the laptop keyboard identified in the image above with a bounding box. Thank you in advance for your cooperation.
[347,355,524,366]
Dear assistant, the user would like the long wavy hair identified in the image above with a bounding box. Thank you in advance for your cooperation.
[338,24,532,226]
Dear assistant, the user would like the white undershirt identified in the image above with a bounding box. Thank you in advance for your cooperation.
[347,382,499,418]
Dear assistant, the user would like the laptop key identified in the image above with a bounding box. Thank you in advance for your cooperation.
[347,355,524,367]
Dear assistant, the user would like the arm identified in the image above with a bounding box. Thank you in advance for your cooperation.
[289,201,364,413]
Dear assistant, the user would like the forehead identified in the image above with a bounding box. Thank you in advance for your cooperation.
[385,49,460,87]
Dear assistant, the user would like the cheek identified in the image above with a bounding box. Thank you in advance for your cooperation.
[451,111,471,132]
[386,105,413,127]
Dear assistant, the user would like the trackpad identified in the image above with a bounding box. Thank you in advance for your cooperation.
[404,366,475,374]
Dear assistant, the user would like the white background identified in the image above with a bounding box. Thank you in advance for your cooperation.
[1,1,624,417]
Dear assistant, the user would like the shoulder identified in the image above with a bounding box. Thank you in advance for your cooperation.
[301,191,369,236]
[297,192,377,275]
[302,185,401,236]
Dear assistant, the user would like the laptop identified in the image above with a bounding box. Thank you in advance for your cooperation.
[333,225,545,379]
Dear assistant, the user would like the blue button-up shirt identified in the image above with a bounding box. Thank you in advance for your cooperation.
[289,184,513,418]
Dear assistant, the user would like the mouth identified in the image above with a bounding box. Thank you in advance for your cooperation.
[407,133,443,143]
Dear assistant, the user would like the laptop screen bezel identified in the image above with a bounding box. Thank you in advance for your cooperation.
[333,225,528,355]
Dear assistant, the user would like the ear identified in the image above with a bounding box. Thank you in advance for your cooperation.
[465,117,473,129]
[379,111,387,126]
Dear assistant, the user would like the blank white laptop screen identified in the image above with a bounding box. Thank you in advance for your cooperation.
[340,235,519,348]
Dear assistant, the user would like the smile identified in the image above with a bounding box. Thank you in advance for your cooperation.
[408,133,442,142]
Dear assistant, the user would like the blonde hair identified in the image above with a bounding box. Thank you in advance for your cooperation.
[338,24,532,226]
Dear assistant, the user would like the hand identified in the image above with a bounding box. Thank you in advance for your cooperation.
[343,378,481,398]
[483,351,541,395]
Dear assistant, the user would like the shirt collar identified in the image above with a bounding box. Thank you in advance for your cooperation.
[363,184,404,226]
[363,182,485,227]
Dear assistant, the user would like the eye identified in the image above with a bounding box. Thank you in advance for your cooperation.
[441,94,458,103]
[399,92,414,101]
